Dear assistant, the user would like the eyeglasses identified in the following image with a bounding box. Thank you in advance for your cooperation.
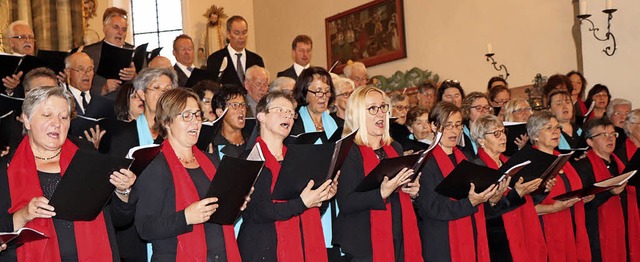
[11,35,35,41]
[443,122,463,130]
[613,111,629,117]
[68,67,94,75]
[308,90,332,98]
[593,93,609,99]
[492,99,510,106]
[336,91,353,98]
[393,105,411,111]
[485,129,507,138]
[542,125,562,132]
[177,110,203,122]
[267,106,298,119]
[146,85,172,93]
[227,102,248,110]
[513,107,533,114]
[589,132,619,139]
[367,104,390,115]
[351,76,368,83]
[201,98,212,105]
[470,105,493,112]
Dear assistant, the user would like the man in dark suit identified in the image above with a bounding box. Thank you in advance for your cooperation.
[64,53,115,125]
[206,15,264,86]
[277,35,312,80]
[2,20,36,98]
[82,7,137,98]
[172,34,196,87]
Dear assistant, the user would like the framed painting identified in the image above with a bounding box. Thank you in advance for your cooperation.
[325,0,406,74]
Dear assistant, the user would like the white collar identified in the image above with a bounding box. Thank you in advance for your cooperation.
[227,45,246,57]
[293,63,310,76]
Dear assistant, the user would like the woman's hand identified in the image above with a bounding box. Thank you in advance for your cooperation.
[380,168,413,199]
[110,169,136,202]
[552,198,580,212]
[489,176,511,205]
[610,182,627,195]
[185,197,218,225]
[544,178,557,193]
[300,179,333,208]
[14,197,55,229]
[240,187,255,211]
[514,177,542,197]
[83,125,106,150]
[582,194,595,203]
[326,172,340,200]
[1,243,6,252]
[514,134,529,150]
[401,172,421,199]
[469,183,498,206]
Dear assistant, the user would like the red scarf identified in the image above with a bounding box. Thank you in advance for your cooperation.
[161,141,241,261]
[7,136,112,261]
[359,145,423,262]
[586,150,627,262]
[256,137,327,262]
[620,139,640,262]
[577,99,587,116]
[432,145,490,262]
[477,148,547,262]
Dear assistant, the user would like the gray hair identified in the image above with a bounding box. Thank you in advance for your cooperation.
[6,20,30,37]
[389,92,408,104]
[133,67,178,91]
[22,86,75,133]
[343,62,366,78]
[503,98,530,122]
[268,76,295,93]
[23,67,58,92]
[624,109,640,136]
[245,65,270,83]
[606,98,632,119]
[333,77,355,93]
[526,110,556,145]
[470,114,503,143]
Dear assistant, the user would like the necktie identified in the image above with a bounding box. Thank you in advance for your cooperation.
[187,67,194,72]
[236,53,245,82]
[80,92,89,113]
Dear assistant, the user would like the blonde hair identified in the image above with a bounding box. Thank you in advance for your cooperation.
[343,85,392,146]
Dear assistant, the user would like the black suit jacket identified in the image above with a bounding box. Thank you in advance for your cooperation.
[68,89,116,138]
[82,40,135,97]
[276,66,298,79]
[206,46,264,86]
[173,64,189,87]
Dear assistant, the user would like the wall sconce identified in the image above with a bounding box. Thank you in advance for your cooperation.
[484,43,510,80]
[577,0,617,56]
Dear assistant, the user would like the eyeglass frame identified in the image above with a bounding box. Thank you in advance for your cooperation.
[469,105,493,112]
[366,104,390,115]
[588,131,619,139]
[307,90,332,98]
[11,35,36,41]
[267,106,298,119]
[393,105,411,112]
[485,129,507,138]
[226,101,248,110]
[67,67,95,75]
[335,91,353,98]
[176,110,203,122]
[442,122,463,130]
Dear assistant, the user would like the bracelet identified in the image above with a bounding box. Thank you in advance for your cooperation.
[115,188,131,196]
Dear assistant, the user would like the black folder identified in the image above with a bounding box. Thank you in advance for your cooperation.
[411,132,443,179]
[0,94,24,116]
[503,122,527,156]
[0,227,47,246]
[502,148,558,184]
[205,156,264,225]
[558,147,589,162]
[0,54,24,80]
[196,108,226,151]
[132,43,149,73]
[96,43,135,79]
[146,47,163,62]
[185,68,215,88]
[553,170,636,201]
[623,150,640,187]
[272,129,357,200]
[69,115,115,138]
[284,131,325,145]
[355,153,422,192]
[434,159,531,200]
[48,150,132,221]
[37,49,69,74]
[126,144,162,175]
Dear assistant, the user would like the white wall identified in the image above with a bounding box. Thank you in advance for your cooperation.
[253,0,579,93]
[581,0,640,106]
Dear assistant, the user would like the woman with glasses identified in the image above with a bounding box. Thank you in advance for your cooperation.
[335,85,422,261]
[488,85,510,121]
[414,102,498,261]
[573,118,640,262]
[437,79,465,108]
[330,76,354,128]
[547,90,586,150]
[470,114,546,262]
[459,92,493,156]
[210,85,251,159]
[292,67,341,143]
[238,91,338,261]
[527,111,591,262]
[192,80,221,122]
[390,92,427,153]
[584,84,611,120]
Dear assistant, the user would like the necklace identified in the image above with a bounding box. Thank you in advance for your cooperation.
[178,155,196,164]
[229,140,244,147]
[34,149,62,161]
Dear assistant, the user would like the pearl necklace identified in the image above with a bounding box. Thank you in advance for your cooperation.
[34,149,62,161]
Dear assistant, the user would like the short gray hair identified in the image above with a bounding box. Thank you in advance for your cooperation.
[606,98,632,119]
[470,114,503,143]
[333,77,355,93]
[22,86,75,133]
[343,62,366,78]
[526,110,556,144]
[245,65,270,82]
[133,67,178,91]
[624,109,640,136]
[6,20,30,37]
[503,98,530,122]
[268,76,295,93]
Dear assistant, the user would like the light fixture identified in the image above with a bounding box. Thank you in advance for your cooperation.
[484,43,510,80]
[577,0,617,56]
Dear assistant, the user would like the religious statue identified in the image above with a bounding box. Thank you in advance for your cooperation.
[198,4,228,68]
